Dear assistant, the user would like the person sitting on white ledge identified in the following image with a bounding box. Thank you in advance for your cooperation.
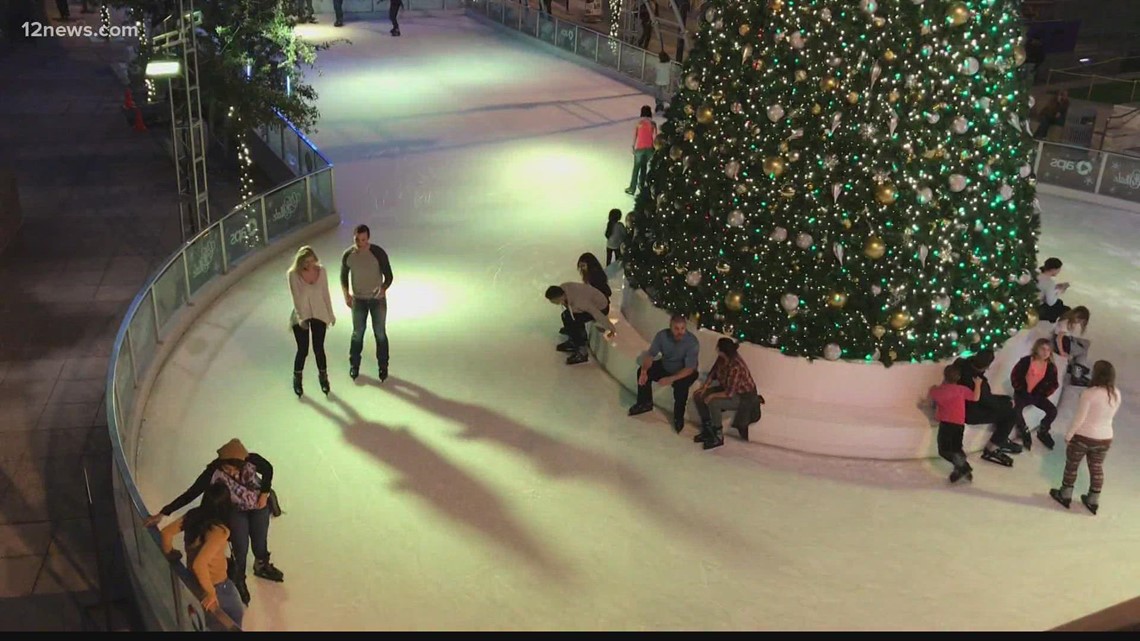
[628,314,700,433]
[545,282,615,366]
[692,337,762,450]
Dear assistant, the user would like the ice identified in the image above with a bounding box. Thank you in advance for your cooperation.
[134,15,1140,631]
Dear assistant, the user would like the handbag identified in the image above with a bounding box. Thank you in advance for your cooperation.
[268,489,283,517]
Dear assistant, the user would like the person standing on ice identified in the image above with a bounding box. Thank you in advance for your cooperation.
[929,364,982,484]
[389,0,403,36]
[341,224,395,382]
[625,106,657,197]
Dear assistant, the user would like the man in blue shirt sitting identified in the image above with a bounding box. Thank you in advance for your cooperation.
[628,314,701,432]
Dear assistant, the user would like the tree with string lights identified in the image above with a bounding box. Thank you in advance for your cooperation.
[624,0,1041,367]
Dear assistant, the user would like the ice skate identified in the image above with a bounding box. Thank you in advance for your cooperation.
[1036,429,1055,450]
[1049,488,1071,509]
[980,448,1013,467]
[319,370,330,395]
[391,28,401,36]
[1080,494,1099,515]
[293,371,303,397]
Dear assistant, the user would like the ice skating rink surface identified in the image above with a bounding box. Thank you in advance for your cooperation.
[133,15,1140,631]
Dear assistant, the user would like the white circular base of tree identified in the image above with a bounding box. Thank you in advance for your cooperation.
[592,272,1055,460]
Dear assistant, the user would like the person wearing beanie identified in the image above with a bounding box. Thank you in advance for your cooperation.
[144,439,283,605]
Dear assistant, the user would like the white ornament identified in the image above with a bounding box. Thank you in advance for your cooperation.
[860,0,878,13]
[833,242,844,264]
[916,186,933,204]
[727,209,746,227]
[934,295,951,310]
[770,226,788,242]
[978,97,991,110]
[780,293,800,312]
[949,174,967,192]
[795,232,813,249]
[1028,95,1036,109]
[919,245,929,267]
[685,270,702,286]
[789,129,805,140]
[911,0,924,4]
[830,112,843,134]
[766,104,786,122]
[999,183,1013,201]
[823,343,843,361]
[1019,164,1032,178]
[888,109,899,135]
[926,112,941,124]
[789,31,805,49]
[1008,113,1021,130]
[820,8,832,21]
[1032,197,1041,213]
[871,285,882,296]
[952,116,970,134]
[962,57,981,75]
[870,63,882,87]
[832,183,843,202]
[725,159,742,179]
[948,330,959,341]
[1017,271,1032,285]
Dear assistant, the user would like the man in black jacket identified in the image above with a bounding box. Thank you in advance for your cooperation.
[953,350,1021,466]
[144,439,283,605]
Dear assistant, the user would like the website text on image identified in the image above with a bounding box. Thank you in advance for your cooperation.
[22,21,140,39]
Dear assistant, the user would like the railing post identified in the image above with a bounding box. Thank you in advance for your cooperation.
[260,196,270,245]
[1094,151,1109,194]
[181,251,192,304]
[125,329,138,390]
[306,175,314,222]
[1032,140,1043,175]
[639,50,646,81]
[149,287,161,342]
[616,39,622,73]
[219,222,230,274]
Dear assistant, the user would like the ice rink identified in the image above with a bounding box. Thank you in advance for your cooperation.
[133,14,1140,631]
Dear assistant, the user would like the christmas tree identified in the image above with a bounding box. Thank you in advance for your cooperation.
[624,0,1041,366]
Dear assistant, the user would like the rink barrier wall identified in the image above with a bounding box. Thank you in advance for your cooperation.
[104,114,338,632]
[590,269,1061,460]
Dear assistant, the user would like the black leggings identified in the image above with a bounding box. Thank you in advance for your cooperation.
[293,319,328,372]
[389,1,401,29]
[606,248,621,265]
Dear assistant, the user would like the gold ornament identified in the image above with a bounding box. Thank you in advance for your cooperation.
[683,129,696,142]
[1025,307,1040,328]
[1013,44,1027,67]
[780,185,796,198]
[889,310,911,330]
[787,150,801,162]
[711,89,725,103]
[872,16,886,28]
[971,332,982,344]
[846,91,860,104]
[725,291,744,312]
[864,236,886,259]
[874,183,898,205]
[652,241,668,255]
[820,76,838,91]
[827,292,848,308]
[654,134,667,150]
[871,325,886,339]
[842,218,852,229]
[716,261,731,274]
[888,349,898,360]
[696,105,715,125]
[762,156,786,177]
[888,89,900,103]
[779,141,790,153]
[684,104,695,116]
[946,1,969,27]
[811,103,823,115]
[794,69,807,82]
[738,23,751,36]
[883,49,897,63]
[768,0,784,13]
[674,263,687,274]
[669,145,683,160]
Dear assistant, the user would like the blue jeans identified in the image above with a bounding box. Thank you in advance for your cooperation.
[628,149,653,191]
[213,579,245,629]
[227,507,271,579]
[333,0,343,21]
[350,297,389,369]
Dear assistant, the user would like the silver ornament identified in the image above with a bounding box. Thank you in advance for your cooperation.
[780,293,800,312]
[823,343,843,361]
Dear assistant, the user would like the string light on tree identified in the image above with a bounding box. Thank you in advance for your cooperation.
[624,0,1039,366]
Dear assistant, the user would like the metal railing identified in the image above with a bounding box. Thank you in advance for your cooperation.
[467,0,684,95]
[104,115,335,632]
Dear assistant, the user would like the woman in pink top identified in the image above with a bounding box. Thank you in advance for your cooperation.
[625,105,657,196]
[1050,361,1121,514]
[1010,338,1060,450]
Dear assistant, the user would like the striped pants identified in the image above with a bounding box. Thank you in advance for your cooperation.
[1061,435,1112,493]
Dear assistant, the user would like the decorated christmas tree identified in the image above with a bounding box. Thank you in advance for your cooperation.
[624,0,1041,366]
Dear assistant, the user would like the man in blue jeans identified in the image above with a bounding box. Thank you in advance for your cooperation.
[628,314,700,432]
[340,224,394,381]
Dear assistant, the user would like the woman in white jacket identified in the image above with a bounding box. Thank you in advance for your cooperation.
[1049,361,1121,515]
[288,246,336,396]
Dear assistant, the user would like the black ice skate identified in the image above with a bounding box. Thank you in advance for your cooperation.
[1017,427,1033,452]
[1080,494,1099,515]
[980,448,1013,467]
[995,440,1023,454]
[253,556,284,582]
[378,366,389,383]
[319,370,330,395]
[293,371,303,397]
[1049,488,1071,509]
[565,352,588,365]
[391,28,401,36]
[949,466,972,483]
[556,340,577,352]
[1036,429,1055,450]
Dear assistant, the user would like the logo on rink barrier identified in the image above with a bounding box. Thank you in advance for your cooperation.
[1049,157,1094,176]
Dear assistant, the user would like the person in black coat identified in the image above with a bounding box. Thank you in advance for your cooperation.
[952,349,1021,466]
[144,439,283,605]
[1011,338,1061,450]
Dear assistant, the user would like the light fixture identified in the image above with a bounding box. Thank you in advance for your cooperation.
[145,59,182,78]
